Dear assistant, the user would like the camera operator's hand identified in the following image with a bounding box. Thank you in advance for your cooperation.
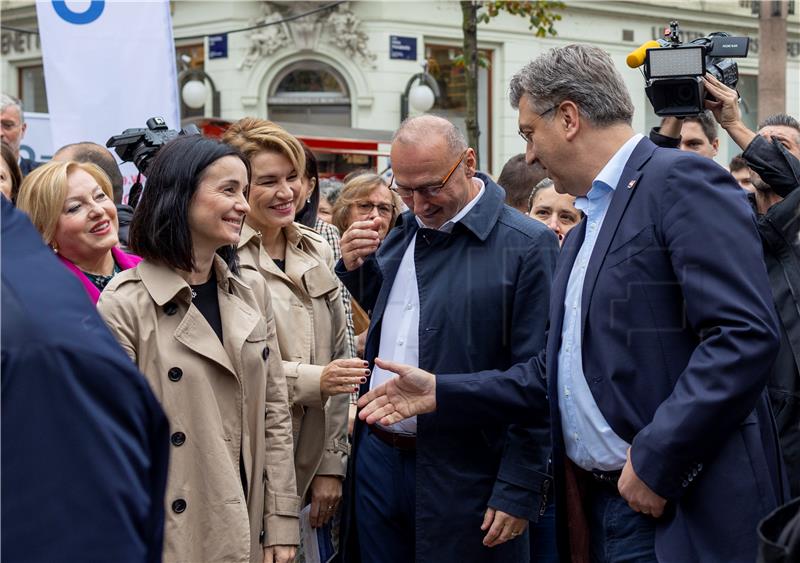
[703,73,756,151]
[658,116,683,140]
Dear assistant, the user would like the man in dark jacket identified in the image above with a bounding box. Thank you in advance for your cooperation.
[650,73,800,498]
[336,115,558,563]
[1,198,170,562]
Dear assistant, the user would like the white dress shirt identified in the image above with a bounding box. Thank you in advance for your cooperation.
[370,178,486,434]
[557,133,643,471]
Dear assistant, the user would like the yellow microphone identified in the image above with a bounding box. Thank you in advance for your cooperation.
[626,40,662,69]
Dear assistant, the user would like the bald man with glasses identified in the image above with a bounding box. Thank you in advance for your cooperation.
[335,115,559,563]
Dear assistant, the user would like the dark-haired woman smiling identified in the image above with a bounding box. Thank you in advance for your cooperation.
[98,135,299,563]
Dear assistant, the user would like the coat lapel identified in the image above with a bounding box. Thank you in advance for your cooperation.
[369,216,419,331]
[579,138,655,336]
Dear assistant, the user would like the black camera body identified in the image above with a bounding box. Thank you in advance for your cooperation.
[643,21,749,117]
[106,117,199,174]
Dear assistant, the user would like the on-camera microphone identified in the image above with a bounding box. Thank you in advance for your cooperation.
[626,40,664,68]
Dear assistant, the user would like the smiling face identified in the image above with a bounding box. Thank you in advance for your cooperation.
[390,139,476,230]
[53,167,119,264]
[529,185,580,244]
[246,150,303,233]
[0,156,12,200]
[188,155,250,254]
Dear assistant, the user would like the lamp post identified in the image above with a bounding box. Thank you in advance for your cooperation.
[178,68,221,118]
[400,64,441,122]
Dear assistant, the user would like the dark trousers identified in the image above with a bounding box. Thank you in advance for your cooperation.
[531,501,559,563]
[586,484,657,563]
[354,428,416,563]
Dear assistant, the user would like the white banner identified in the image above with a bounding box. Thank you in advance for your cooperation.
[36,0,180,175]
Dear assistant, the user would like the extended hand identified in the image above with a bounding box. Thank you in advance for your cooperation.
[340,218,381,271]
[320,358,369,397]
[356,357,437,425]
[263,545,296,563]
[481,507,528,547]
[308,475,342,528]
[618,447,667,518]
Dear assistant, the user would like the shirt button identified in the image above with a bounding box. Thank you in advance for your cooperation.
[405,303,413,310]
[398,339,404,346]
[573,433,579,440]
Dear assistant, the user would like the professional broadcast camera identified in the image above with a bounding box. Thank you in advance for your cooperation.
[106,117,199,175]
[627,21,749,117]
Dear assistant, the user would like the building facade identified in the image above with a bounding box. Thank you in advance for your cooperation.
[2,0,799,175]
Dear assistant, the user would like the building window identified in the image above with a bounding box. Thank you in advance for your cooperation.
[18,65,47,113]
[268,61,351,127]
[425,44,493,170]
[176,43,205,120]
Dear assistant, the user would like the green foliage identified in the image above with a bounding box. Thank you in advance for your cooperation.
[477,0,565,37]
[451,53,492,69]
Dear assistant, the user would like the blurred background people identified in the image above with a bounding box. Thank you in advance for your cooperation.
[528,178,581,245]
[2,197,169,563]
[497,153,548,214]
[98,135,299,563]
[331,172,400,353]
[224,119,359,542]
[729,153,755,193]
[1,93,40,175]
[53,141,131,249]
[318,178,344,224]
[15,160,140,304]
[651,110,719,159]
[1,141,22,201]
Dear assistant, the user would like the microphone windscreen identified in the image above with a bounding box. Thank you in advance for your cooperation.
[626,40,662,68]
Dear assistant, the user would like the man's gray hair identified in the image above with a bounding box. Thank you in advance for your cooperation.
[394,115,467,156]
[1,93,25,124]
[509,44,634,127]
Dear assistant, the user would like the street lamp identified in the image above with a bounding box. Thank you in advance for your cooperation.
[178,67,220,118]
[400,64,441,121]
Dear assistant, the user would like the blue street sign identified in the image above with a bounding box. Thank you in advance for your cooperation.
[390,35,417,61]
[209,34,228,59]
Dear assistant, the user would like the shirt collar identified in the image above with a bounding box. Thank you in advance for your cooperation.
[575,133,643,212]
[415,176,486,233]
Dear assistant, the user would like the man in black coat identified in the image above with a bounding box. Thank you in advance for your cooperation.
[1,198,170,562]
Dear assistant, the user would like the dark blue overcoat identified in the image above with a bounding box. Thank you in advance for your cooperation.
[1,199,170,563]
[336,174,559,562]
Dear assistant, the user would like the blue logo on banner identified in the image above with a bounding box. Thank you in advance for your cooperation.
[52,0,105,25]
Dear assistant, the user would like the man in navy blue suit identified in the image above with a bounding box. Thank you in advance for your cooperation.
[358,44,787,563]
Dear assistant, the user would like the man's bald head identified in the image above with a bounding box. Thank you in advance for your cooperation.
[53,142,124,204]
[393,115,467,158]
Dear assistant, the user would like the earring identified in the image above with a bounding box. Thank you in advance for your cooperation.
[306,197,311,204]
[51,244,58,254]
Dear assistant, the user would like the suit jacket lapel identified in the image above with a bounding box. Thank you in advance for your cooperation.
[579,138,655,336]
[369,217,419,331]
[551,220,586,342]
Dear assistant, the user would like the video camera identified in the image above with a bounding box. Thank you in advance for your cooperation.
[627,21,749,117]
[106,117,199,175]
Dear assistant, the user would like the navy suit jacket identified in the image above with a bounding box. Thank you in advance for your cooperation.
[436,138,787,562]
[1,199,169,562]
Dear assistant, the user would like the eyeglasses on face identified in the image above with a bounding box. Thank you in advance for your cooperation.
[390,149,468,199]
[517,104,559,144]
[354,201,394,217]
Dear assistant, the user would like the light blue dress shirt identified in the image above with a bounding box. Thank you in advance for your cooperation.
[557,133,643,471]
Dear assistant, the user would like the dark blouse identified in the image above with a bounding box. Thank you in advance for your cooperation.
[82,261,121,293]
[189,270,223,342]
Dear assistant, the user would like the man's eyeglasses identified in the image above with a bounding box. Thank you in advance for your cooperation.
[390,149,468,199]
[354,201,395,217]
[517,104,559,144]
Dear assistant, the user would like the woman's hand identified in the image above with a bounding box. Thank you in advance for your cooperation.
[320,358,369,397]
[263,545,296,563]
[309,475,343,528]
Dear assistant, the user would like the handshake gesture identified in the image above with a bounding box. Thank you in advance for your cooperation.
[357,358,437,424]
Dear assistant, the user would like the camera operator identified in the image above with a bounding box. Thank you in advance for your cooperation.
[650,111,719,159]
[649,73,800,498]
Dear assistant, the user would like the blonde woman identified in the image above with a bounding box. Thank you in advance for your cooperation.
[16,160,140,303]
[224,119,361,532]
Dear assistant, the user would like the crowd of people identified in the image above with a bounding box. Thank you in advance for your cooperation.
[2,42,799,563]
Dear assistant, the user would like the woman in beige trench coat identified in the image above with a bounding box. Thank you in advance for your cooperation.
[224,119,365,531]
[98,136,299,563]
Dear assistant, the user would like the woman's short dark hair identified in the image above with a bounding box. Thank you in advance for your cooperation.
[129,135,250,273]
[294,144,320,228]
[2,141,23,203]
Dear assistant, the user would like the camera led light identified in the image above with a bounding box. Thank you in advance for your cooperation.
[647,46,704,78]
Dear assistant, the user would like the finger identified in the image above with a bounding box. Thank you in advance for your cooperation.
[348,219,382,231]
[330,367,371,379]
[481,507,495,531]
[379,412,406,426]
[263,547,274,563]
[365,402,399,425]
[373,357,409,376]
[342,228,381,244]
[333,358,370,368]
[309,498,322,528]
[482,516,505,547]
[357,386,388,409]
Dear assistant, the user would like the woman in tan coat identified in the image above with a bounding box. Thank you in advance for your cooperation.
[98,135,299,563]
[224,119,364,532]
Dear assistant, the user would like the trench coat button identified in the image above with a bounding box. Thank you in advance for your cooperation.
[163,302,178,315]
[168,367,183,382]
[171,432,186,446]
[172,499,187,513]
[262,347,269,361]
[259,530,265,544]
[681,480,689,488]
